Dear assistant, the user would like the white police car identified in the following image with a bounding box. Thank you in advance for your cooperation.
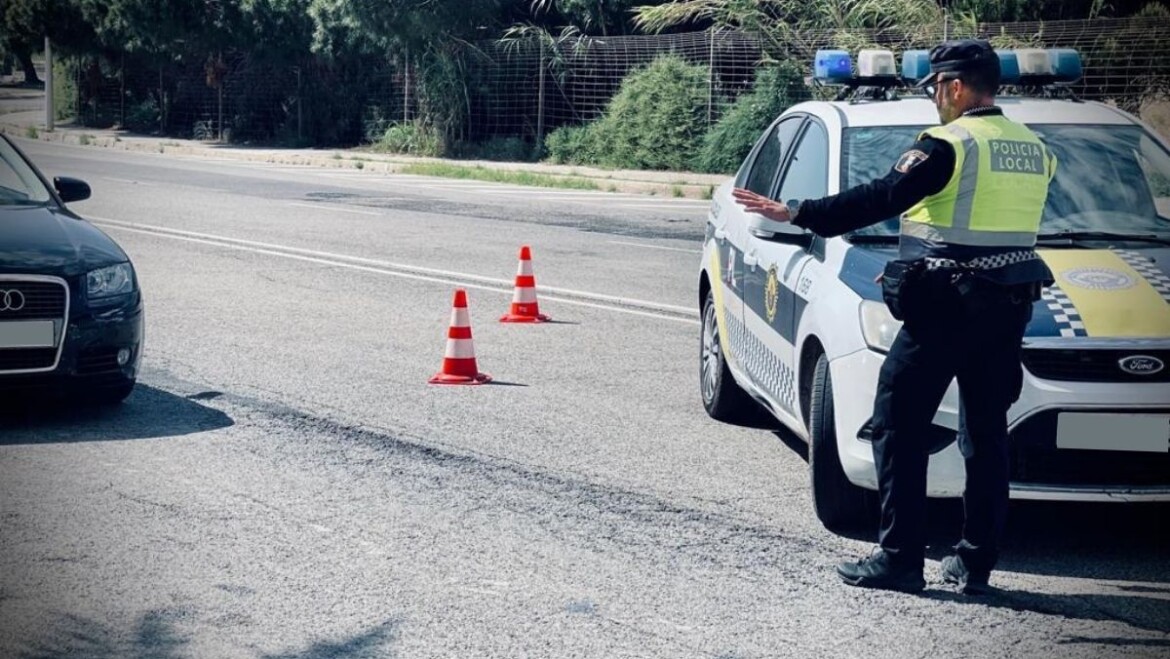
[699,47,1170,532]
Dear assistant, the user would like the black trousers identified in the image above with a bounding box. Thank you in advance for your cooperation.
[871,272,1034,570]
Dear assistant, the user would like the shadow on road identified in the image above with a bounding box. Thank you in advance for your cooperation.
[0,385,233,444]
[768,426,1169,587]
[921,586,1170,636]
[8,609,400,659]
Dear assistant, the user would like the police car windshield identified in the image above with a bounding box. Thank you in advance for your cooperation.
[842,123,1170,238]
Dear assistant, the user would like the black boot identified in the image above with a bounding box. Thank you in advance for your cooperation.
[837,548,925,593]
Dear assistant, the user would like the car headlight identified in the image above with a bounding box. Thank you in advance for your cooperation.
[859,300,903,353]
[87,263,136,299]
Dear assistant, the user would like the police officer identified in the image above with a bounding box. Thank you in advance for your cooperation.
[732,39,1055,594]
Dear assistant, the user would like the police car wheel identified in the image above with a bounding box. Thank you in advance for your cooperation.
[700,289,754,423]
[808,354,876,534]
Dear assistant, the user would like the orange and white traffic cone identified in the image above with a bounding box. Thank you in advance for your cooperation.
[500,245,551,323]
[429,289,492,385]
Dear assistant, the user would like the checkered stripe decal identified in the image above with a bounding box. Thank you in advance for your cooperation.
[1041,285,1087,337]
[1116,250,1170,305]
[925,249,1040,271]
[723,312,797,412]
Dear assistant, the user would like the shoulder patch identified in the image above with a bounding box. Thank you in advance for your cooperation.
[895,149,929,173]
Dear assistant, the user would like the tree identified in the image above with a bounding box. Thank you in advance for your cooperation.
[2,0,93,83]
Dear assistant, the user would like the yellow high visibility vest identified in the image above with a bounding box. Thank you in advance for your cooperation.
[902,114,1056,247]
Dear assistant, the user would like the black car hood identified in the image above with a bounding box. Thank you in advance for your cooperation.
[0,205,127,276]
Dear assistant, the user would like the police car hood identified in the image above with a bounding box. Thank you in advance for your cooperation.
[841,245,1170,338]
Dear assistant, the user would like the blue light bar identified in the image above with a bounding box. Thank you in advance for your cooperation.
[901,50,930,83]
[1048,48,1083,83]
[996,50,1020,84]
[815,49,853,84]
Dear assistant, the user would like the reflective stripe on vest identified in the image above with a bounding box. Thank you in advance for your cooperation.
[902,115,1054,247]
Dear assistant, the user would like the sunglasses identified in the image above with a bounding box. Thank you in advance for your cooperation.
[923,73,960,98]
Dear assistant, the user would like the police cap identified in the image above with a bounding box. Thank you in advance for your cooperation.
[914,38,1000,88]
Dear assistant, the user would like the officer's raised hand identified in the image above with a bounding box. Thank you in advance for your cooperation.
[731,188,792,223]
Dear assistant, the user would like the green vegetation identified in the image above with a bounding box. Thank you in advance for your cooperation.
[693,61,810,174]
[545,54,711,171]
[1,0,1163,168]
[400,162,598,190]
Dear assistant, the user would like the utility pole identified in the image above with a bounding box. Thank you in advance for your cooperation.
[44,37,54,131]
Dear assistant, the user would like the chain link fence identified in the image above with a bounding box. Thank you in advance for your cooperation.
[56,16,1170,147]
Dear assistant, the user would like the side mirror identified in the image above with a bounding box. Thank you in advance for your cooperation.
[54,176,91,203]
[747,213,814,250]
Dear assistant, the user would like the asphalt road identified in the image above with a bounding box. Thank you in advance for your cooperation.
[1,139,1168,658]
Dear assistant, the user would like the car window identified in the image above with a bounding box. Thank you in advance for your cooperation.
[743,117,802,196]
[1136,133,1170,219]
[777,121,829,204]
[0,138,52,206]
[842,123,1170,236]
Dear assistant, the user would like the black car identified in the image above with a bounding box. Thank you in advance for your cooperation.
[0,133,143,403]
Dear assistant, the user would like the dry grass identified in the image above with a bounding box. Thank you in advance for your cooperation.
[1141,99,1170,142]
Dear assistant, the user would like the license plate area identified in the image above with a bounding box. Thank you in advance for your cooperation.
[1057,413,1170,453]
[0,320,57,349]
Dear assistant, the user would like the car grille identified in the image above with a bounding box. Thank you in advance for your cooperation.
[1,277,69,374]
[1010,411,1170,487]
[1022,348,1170,383]
[0,280,67,320]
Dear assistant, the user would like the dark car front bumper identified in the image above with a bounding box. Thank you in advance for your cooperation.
[0,288,143,398]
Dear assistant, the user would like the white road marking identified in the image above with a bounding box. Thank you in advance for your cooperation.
[286,202,381,216]
[101,177,155,186]
[608,240,700,254]
[91,217,699,325]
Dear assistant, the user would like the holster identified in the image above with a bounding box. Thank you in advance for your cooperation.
[881,259,926,321]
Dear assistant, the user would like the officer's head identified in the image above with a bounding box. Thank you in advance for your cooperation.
[916,39,1001,123]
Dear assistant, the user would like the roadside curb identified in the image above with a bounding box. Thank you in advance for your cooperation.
[0,116,726,200]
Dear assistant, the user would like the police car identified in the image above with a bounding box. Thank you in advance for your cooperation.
[699,47,1170,531]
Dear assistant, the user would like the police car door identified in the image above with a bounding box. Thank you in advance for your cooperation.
[717,115,805,372]
[743,117,828,420]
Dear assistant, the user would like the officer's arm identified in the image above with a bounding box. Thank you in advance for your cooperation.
[791,137,956,237]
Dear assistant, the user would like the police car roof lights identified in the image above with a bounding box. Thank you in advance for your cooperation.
[857,49,898,78]
[901,50,930,83]
[897,47,1082,92]
[815,49,906,102]
[996,49,1021,84]
[814,49,853,84]
[1016,48,1054,77]
[1048,48,1083,84]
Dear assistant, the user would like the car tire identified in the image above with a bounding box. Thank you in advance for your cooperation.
[808,353,876,534]
[700,288,756,424]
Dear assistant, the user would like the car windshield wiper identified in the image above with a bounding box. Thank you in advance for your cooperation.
[1036,231,1170,246]
[845,233,899,244]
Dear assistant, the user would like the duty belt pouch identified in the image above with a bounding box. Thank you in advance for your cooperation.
[881,259,925,321]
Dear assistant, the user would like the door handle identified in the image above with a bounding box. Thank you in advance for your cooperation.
[743,252,759,270]
[714,227,728,241]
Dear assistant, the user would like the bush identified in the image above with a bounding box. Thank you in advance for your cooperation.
[693,61,810,174]
[546,54,711,170]
[372,122,443,156]
[596,54,710,170]
[544,124,598,165]
[124,97,161,133]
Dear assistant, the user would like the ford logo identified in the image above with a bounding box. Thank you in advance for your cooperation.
[1118,355,1165,375]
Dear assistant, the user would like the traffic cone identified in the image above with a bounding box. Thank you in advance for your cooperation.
[429,289,492,385]
[500,245,551,323]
